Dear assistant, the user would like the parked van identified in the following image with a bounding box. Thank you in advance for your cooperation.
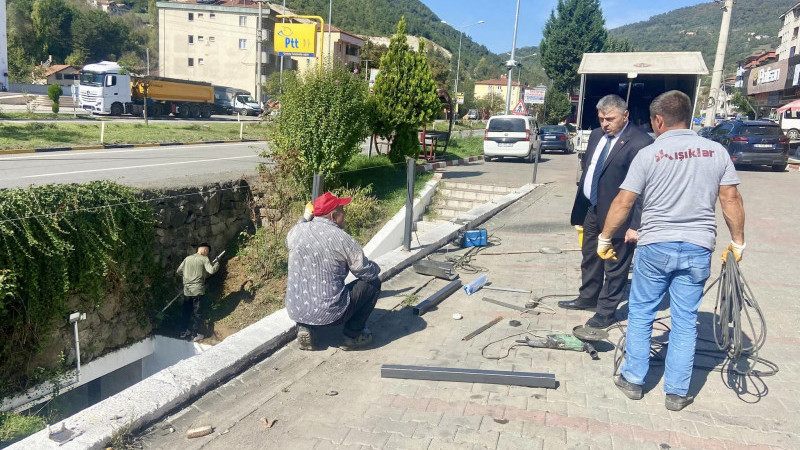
[779,110,800,139]
[483,115,540,162]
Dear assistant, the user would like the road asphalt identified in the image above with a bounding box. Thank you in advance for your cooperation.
[0,141,269,189]
[134,150,799,449]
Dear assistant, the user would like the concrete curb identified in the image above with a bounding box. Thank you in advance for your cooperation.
[0,139,265,156]
[12,182,539,450]
[362,173,442,260]
[417,155,484,172]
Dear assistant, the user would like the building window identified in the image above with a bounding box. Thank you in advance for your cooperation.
[198,36,204,42]
[188,12,194,21]
[55,74,63,80]
[239,16,247,26]
[792,46,797,58]
[210,13,215,19]
[239,39,247,49]
[199,58,205,65]
[188,35,194,44]
[188,58,194,67]
[209,36,215,42]
[198,13,203,18]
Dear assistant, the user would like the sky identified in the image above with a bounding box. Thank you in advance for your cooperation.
[421,0,712,53]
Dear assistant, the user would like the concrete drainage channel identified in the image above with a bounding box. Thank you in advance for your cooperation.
[14,180,539,450]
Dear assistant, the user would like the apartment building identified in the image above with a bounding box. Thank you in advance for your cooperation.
[778,3,800,60]
[157,0,291,98]
[474,76,523,105]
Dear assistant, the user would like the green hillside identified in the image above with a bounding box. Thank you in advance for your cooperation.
[285,0,504,79]
[609,0,795,74]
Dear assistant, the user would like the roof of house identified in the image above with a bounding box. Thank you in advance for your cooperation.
[45,64,76,77]
[316,24,363,43]
[475,77,524,87]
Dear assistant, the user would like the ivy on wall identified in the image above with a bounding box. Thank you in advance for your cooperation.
[0,181,155,398]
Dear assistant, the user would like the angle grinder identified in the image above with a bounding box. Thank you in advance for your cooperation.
[515,326,609,360]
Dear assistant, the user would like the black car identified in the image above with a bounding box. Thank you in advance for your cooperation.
[707,120,789,171]
[538,125,573,153]
[696,126,714,138]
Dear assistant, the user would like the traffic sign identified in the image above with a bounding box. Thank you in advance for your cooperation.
[511,99,527,116]
[456,93,464,105]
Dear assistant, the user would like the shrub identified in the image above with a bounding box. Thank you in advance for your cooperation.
[0,412,46,446]
[331,185,381,245]
[270,64,370,187]
[48,84,62,114]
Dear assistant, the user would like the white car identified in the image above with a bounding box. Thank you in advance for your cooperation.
[483,115,541,162]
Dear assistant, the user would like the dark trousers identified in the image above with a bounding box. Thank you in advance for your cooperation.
[578,208,635,319]
[182,295,202,333]
[302,278,382,338]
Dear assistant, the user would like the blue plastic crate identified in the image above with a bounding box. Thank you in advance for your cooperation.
[463,229,487,247]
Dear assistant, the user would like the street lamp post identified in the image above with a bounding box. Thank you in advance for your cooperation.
[441,19,484,118]
[505,0,522,115]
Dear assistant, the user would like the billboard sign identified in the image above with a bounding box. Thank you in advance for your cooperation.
[525,87,546,104]
[274,24,317,57]
[745,59,789,95]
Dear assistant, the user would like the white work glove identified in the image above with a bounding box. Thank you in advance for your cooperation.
[721,241,745,264]
[597,235,617,260]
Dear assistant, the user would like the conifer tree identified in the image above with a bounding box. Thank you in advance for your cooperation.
[373,17,441,162]
[539,0,607,93]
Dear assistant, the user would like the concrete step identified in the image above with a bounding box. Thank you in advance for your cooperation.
[439,181,516,195]
[438,198,483,210]
[433,205,472,219]
[437,188,501,202]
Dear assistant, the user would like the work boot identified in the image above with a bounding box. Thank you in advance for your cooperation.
[614,375,643,400]
[585,313,616,329]
[340,330,373,351]
[665,394,694,411]
[297,325,315,351]
[557,297,597,311]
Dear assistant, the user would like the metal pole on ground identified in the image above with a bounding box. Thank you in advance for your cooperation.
[403,157,415,251]
[100,122,105,144]
[532,144,541,183]
[312,174,324,200]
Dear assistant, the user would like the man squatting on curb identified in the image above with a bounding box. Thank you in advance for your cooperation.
[598,90,746,411]
[284,192,382,351]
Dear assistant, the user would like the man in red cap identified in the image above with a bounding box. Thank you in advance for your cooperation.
[285,192,382,351]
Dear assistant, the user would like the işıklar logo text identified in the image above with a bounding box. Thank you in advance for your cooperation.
[655,148,715,163]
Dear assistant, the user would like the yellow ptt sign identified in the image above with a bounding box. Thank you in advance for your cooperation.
[274,24,317,57]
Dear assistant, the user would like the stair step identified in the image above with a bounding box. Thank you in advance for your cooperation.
[439,198,482,209]
[415,219,448,233]
[440,181,516,194]
[437,188,501,202]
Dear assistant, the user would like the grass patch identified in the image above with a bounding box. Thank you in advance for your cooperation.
[429,120,486,132]
[0,412,46,448]
[443,136,484,160]
[0,122,269,150]
[0,112,99,121]
[335,154,434,243]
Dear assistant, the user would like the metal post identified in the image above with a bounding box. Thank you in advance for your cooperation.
[256,1,263,103]
[704,0,734,127]
[73,320,81,382]
[327,0,333,66]
[454,31,463,118]
[279,0,285,93]
[403,157,415,251]
[505,0,521,115]
[100,121,105,143]
[532,138,541,183]
[312,174,324,200]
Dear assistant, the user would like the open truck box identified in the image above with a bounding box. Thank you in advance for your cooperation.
[576,52,709,133]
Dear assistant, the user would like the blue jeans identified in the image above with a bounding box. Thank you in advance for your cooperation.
[620,242,711,396]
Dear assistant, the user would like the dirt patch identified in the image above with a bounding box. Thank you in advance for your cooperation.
[198,254,286,344]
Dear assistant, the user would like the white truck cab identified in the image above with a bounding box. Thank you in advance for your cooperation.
[79,61,132,115]
[232,93,262,116]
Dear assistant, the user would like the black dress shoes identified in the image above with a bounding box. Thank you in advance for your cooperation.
[585,313,617,329]
[557,297,597,310]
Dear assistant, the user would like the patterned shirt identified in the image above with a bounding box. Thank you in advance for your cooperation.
[285,217,380,325]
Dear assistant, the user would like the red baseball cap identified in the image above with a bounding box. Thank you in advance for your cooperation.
[313,192,352,217]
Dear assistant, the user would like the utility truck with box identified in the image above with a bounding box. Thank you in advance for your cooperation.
[571,52,709,181]
[79,61,215,118]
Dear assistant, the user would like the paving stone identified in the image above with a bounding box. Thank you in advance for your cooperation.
[454,427,501,449]
[342,428,391,448]
[496,432,543,450]
[372,418,418,438]
[384,433,433,450]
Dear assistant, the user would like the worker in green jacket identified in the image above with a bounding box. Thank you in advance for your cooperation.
[176,243,219,340]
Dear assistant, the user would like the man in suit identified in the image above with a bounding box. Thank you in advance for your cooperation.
[559,94,654,328]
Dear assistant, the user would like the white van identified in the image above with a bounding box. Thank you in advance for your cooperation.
[779,110,800,139]
[483,115,540,162]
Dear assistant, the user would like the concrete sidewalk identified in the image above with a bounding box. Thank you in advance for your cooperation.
[136,153,797,449]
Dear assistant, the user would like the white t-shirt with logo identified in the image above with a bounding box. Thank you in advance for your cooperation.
[620,129,740,250]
